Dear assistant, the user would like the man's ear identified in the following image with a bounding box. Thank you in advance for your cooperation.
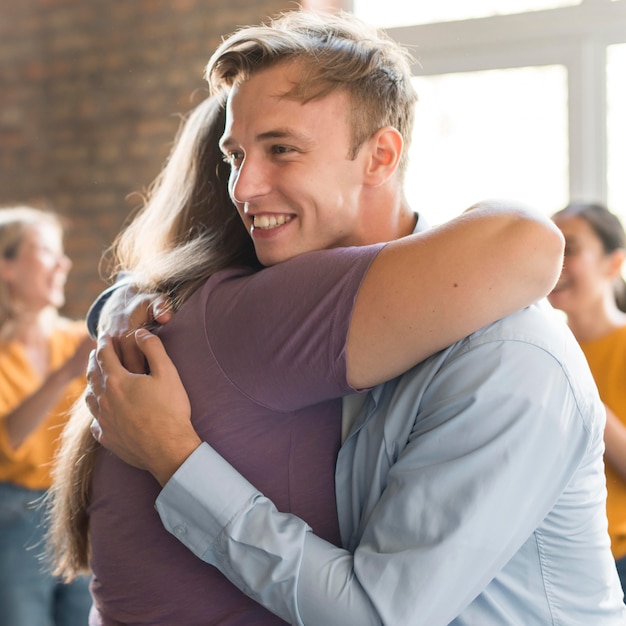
[363,126,403,187]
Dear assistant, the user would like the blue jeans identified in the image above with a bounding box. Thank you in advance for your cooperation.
[616,555,626,600]
[0,482,92,626]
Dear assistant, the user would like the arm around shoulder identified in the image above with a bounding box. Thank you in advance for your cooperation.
[346,199,564,388]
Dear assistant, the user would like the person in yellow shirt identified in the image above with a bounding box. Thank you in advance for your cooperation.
[548,201,626,596]
[0,206,94,625]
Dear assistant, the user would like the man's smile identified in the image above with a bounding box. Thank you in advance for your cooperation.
[252,214,295,230]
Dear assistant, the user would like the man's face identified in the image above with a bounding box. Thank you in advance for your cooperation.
[219,62,372,266]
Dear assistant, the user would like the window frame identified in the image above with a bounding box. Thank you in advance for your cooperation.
[355,0,626,206]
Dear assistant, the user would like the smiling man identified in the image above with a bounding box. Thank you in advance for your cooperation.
[85,10,625,626]
[218,61,415,268]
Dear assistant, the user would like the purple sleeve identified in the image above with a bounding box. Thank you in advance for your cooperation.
[206,244,384,411]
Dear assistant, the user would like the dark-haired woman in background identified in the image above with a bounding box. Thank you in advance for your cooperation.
[549,202,626,595]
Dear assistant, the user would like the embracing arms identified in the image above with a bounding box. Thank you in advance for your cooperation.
[94,310,603,625]
[94,200,563,387]
[88,200,562,485]
[346,200,562,387]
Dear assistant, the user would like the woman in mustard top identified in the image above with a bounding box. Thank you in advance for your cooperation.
[548,202,626,596]
[0,207,94,625]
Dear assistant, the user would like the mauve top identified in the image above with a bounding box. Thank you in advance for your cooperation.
[87,244,383,625]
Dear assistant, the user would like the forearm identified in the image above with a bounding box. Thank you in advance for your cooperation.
[603,405,626,481]
[4,368,76,449]
[156,443,381,625]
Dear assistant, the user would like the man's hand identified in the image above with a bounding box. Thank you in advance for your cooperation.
[86,329,201,486]
[98,284,174,374]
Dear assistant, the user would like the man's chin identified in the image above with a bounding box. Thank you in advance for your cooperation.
[255,248,288,267]
[254,241,312,267]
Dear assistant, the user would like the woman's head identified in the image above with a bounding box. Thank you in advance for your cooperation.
[0,207,71,335]
[108,94,259,308]
[548,202,626,315]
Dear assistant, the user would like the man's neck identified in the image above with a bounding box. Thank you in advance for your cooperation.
[385,203,419,240]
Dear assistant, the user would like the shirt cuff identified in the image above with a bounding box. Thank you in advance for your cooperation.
[86,274,132,338]
[155,442,259,560]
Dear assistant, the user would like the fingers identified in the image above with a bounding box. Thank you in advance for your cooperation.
[85,387,98,417]
[94,335,124,376]
[151,294,174,325]
[118,329,148,374]
[85,388,104,447]
[86,348,101,391]
[87,337,119,408]
[133,329,170,377]
[90,417,102,443]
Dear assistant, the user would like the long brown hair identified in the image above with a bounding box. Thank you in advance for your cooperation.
[45,94,259,580]
[106,93,259,303]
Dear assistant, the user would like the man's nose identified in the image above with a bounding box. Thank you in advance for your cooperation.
[230,156,272,203]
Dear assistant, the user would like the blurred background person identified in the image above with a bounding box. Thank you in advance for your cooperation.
[0,206,94,625]
[548,201,626,596]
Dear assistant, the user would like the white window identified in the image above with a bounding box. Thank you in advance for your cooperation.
[608,43,626,213]
[353,0,582,29]
[353,0,626,223]
[409,66,568,224]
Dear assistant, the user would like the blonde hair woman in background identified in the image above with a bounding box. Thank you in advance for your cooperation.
[549,201,626,597]
[0,206,94,625]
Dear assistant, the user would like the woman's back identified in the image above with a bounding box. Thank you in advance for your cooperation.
[87,248,379,624]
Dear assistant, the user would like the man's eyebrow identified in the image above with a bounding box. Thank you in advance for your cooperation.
[220,128,315,151]
[256,128,312,144]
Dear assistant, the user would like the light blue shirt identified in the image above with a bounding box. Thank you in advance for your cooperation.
[156,300,626,625]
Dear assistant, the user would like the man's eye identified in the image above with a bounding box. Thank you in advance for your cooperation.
[222,152,243,166]
[272,145,293,155]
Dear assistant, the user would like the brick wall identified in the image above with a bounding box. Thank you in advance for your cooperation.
[0,0,295,319]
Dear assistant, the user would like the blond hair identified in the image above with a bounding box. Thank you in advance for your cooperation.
[206,10,418,174]
[0,206,64,340]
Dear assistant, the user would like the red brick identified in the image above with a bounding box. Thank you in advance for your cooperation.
[0,0,290,317]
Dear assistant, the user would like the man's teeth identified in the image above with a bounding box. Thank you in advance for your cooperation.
[253,215,293,230]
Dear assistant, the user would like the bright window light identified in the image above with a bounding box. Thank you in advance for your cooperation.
[407,66,569,224]
[607,43,626,217]
[353,0,581,28]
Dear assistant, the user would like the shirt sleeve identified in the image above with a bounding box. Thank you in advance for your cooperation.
[156,332,594,625]
[343,338,594,624]
[205,245,383,410]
